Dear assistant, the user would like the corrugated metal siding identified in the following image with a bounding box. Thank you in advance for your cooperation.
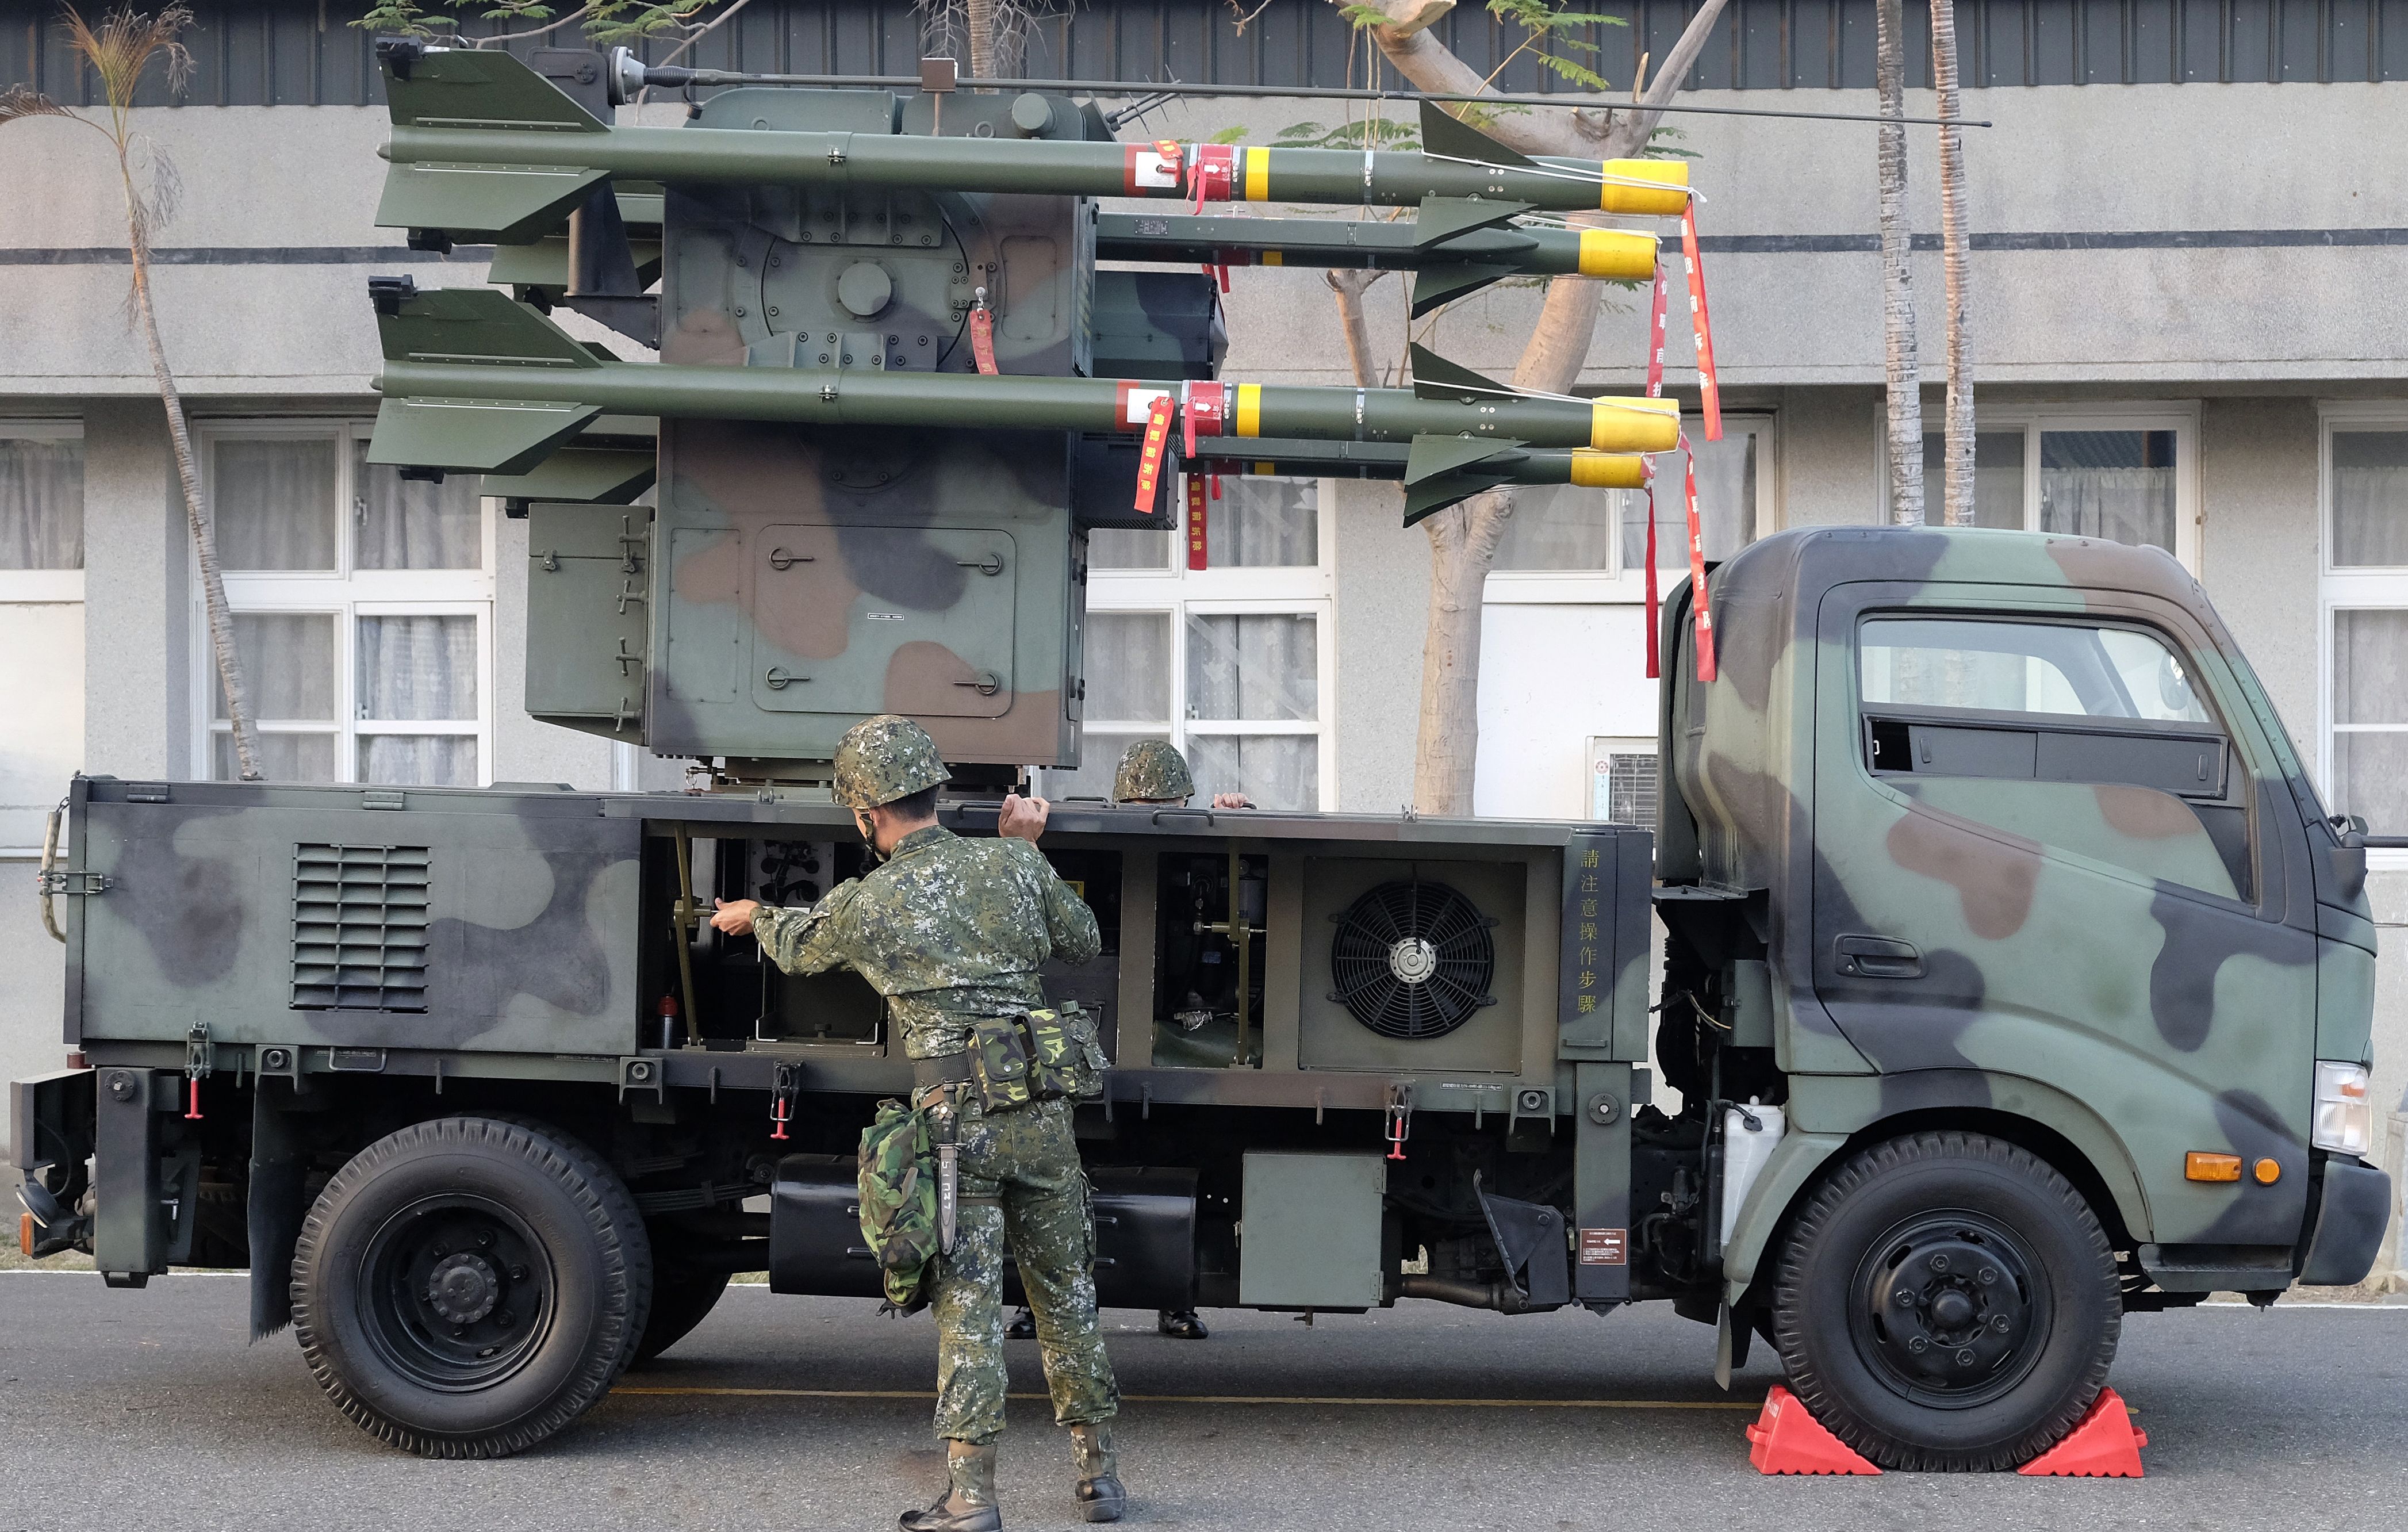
[3,0,2399,106]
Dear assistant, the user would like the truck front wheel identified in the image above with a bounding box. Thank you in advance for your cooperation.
[1769,1131,2119,1470]
[289,1116,654,1458]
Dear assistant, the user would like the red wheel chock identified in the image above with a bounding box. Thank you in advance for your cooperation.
[1745,1386,1882,1475]
[2016,1388,2147,1478]
[1744,1384,2147,1479]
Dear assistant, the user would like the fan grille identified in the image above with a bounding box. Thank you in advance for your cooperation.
[1329,880,1496,1040]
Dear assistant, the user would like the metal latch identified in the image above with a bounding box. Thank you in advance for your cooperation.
[36,870,109,896]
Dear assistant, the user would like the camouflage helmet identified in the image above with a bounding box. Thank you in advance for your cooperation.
[833,715,950,809]
[1113,739,1195,804]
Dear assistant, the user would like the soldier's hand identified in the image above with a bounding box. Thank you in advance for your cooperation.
[709,898,760,936]
[999,792,1050,842]
[1210,792,1255,809]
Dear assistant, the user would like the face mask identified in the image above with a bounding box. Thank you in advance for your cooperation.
[854,810,883,867]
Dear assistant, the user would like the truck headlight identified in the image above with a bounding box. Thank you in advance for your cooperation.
[2312,1062,2373,1156]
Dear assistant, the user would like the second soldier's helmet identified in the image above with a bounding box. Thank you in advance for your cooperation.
[833,715,951,809]
[1113,738,1195,804]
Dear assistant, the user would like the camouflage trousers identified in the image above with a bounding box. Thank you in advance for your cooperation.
[931,1094,1120,1445]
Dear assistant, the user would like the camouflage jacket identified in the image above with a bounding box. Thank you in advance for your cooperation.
[752,825,1101,1059]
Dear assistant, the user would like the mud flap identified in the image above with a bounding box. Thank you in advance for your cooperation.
[248,1078,311,1339]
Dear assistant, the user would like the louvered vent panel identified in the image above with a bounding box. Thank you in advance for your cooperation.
[291,844,432,1012]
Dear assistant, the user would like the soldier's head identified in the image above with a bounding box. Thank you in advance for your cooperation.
[834,714,949,855]
[1113,738,1195,806]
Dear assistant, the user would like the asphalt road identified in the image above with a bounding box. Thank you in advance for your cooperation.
[2,1272,2402,1532]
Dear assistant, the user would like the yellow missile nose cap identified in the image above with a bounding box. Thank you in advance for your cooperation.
[1589,396,1682,453]
[1577,229,1660,281]
[1569,450,1648,489]
[1598,158,1690,217]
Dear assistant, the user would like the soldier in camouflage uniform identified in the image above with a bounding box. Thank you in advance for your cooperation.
[710,715,1125,1530]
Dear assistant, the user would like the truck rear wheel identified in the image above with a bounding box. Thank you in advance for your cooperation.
[1769,1131,2119,1470]
[289,1116,653,1458]
[631,1268,733,1365]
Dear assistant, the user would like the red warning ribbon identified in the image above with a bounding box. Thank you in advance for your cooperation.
[1681,430,1717,683]
[1134,393,1176,514]
[1681,204,1721,442]
[1189,143,1237,213]
[969,304,998,376]
[1643,258,1670,680]
[1182,380,1227,459]
[1186,473,1210,570]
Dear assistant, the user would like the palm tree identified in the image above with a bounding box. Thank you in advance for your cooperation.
[1875,0,1924,526]
[3,4,262,779]
[1931,0,1974,526]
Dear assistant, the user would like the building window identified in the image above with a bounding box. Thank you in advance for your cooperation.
[1046,476,1333,810]
[0,423,86,848]
[1913,407,2199,568]
[2320,411,2408,840]
[197,423,493,787]
[1487,418,1774,603]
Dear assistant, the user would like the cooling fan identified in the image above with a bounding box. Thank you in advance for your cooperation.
[1328,879,1498,1040]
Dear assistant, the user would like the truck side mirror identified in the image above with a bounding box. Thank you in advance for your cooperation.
[2326,814,2369,904]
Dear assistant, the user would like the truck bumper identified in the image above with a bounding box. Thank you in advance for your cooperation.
[2298,1156,2395,1288]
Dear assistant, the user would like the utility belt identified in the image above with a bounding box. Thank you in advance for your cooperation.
[911,1004,1109,1116]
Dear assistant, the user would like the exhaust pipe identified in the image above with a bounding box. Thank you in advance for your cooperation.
[1398,1274,1563,1315]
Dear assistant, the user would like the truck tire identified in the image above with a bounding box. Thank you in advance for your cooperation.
[289,1115,654,1458]
[631,1269,733,1365]
[1769,1131,2119,1471]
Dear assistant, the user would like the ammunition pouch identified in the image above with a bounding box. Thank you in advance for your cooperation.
[855,1098,941,1313]
[962,1004,1107,1113]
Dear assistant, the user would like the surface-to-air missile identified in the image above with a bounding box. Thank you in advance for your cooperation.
[362,42,1696,771]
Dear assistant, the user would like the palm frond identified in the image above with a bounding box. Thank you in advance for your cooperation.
[57,3,195,109]
[0,82,80,126]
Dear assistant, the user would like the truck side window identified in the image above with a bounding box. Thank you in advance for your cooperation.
[1857,615,2250,901]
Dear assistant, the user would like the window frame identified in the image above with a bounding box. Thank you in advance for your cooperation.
[1898,403,2202,572]
[191,419,497,786]
[1485,412,1780,606]
[1055,477,1337,810]
[0,419,87,603]
[2315,401,2408,866]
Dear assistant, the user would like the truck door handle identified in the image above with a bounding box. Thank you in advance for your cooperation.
[1835,934,1923,979]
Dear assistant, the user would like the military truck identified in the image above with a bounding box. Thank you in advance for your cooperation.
[10,44,2394,1472]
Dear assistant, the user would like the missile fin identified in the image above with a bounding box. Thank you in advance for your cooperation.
[368,396,602,478]
[1405,434,1528,485]
[1417,98,1537,170]
[371,286,608,474]
[376,163,610,247]
[385,46,611,133]
[480,446,658,506]
[1409,343,1510,403]
[378,50,612,242]
[1409,262,1513,317]
[1402,472,1512,527]
[376,285,608,370]
[1414,196,1535,247]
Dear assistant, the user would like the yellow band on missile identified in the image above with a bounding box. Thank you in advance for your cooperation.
[1589,396,1682,453]
[1245,147,1272,202]
[1569,450,1648,489]
[1236,383,1263,437]
[1598,159,1690,217]
[1577,229,1660,281]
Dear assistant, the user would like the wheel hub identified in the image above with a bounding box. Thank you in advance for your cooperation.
[426,1251,501,1325]
[1853,1217,2046,1407]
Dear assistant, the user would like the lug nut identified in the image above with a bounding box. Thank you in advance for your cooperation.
[1930,1253,1950,1272]
[1906,1336,1928,1354]
[1895,1289,1914,1307]
[1980,1266,1997,1284]
[1955,1349,1975,1366]
[1992,1315,2011,1333]
[509,1265,529,1281]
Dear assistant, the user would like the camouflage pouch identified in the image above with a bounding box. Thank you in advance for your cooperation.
[968,1014,1036,1112]
[856,1098,940,1313]
[1027,1004,1106,1101]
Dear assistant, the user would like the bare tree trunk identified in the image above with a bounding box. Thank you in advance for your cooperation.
[1324,268,1386,389]
[1932,0,1974,527]
[964,0,996,75]
[1343,0,1731,815]
[119,148,259,780]
[1876,0,1924,526]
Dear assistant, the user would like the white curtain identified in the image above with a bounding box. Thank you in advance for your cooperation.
[2039,466,2174,551]
[357,615,477,719]
[214,438,338,570]
[215,731,336,783]
[1496,484,1620,572]
[1921,430,2026,529]
[1186,612,1317,721]
[1087,528,1166,570]
[1050,731,1165,803]
[1084,611,1172,722]
[353,443,482,569]
[1619,432,1756,570]
[1188,735,1316,811]
[220,612,335,721]
[360,736,478,787]
[1206,477,1317,568]
[0,438,83,569]
[2330,431,2408,566]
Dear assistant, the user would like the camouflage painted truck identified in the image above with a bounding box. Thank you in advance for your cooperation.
[11,42,2395,1473]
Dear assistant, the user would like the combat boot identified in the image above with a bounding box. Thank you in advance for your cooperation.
[1069,1422,1125,1523]
[899,1441,1002,1532]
